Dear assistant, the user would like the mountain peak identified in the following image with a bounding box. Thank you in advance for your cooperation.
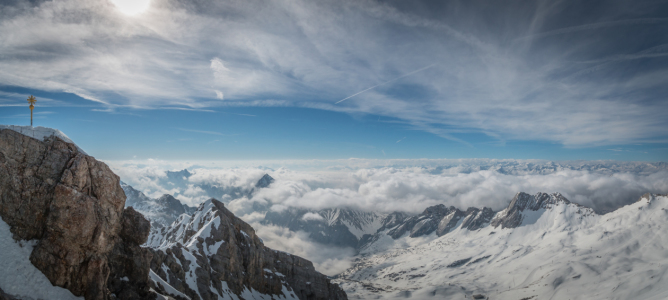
[256,173,275,188]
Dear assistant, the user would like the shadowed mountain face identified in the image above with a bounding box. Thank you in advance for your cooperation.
[147,199,348,300]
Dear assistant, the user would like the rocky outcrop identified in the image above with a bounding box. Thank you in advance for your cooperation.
[384,204,495,239]
[107,207,155,300]
[490,192,588,229]
[0,128,153,300]
[148,199,348,300]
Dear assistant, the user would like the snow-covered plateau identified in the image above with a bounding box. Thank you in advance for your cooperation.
[334,193,668,300]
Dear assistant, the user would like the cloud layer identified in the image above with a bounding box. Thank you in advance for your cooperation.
[110,158,668,274]
[2,0,667,145]
[110,159,668,214]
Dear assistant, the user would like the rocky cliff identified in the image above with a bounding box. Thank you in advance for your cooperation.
[0,128,153,300]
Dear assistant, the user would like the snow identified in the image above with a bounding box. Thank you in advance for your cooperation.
[0,125,87,154]
[336,195,668,300]
[239,285,299,300]
[0,217,83,300]
[149,270,191,300]
[180,248,202,300]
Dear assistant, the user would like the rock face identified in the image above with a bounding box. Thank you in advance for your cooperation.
[383,204,495,239]
[148,199,348,300]
[0,128,153,300]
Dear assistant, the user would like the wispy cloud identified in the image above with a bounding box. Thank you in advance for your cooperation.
[0,0,667,147]
[335,64,437,104]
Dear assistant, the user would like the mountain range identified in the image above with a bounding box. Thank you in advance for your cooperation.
[122,177,668,300]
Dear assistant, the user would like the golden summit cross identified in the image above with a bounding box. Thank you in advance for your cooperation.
[27,95,36,127]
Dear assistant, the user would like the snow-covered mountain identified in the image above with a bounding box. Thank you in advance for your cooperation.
[123,173,273,227]
[145,198,347,300]
[263,207,388,249]
[122,181,197,228]
[334,193,668,300]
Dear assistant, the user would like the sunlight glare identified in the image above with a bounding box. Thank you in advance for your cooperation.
[110,0,151,16]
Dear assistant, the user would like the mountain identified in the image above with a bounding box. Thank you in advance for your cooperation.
[154,170,274,203]
[262,208,388,249]
[334,193,668,300]
[122,182,197,228]
[146,199,347,300]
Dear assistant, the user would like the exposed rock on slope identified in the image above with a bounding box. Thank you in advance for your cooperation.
[0,128,153,300]
[490,192,593,228]
[148,199,348,300]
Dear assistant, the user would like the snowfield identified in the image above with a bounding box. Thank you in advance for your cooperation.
[335,194,668,300]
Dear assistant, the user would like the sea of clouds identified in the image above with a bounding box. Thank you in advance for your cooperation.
[107,158,668,275]
[109,158,668,213]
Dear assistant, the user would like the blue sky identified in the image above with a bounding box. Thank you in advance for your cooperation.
[0,0,667,161]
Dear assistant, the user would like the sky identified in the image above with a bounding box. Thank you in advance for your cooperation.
[1,0,667,161]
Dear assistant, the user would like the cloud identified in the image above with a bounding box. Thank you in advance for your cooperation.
[243,222,354,276]
[109,158,668,214]
[110,158,668,275]
[301,212,325,221]
[1,0,667,146]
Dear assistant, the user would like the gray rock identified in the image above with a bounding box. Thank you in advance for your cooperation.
[490,192,573,229]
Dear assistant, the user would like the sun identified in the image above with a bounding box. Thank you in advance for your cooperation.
[110,0,151,16]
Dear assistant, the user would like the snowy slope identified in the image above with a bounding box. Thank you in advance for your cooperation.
[321,208,386,240]
[335,193,668,300]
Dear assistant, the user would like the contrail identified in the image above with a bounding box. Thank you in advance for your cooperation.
[335,64,437,104]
